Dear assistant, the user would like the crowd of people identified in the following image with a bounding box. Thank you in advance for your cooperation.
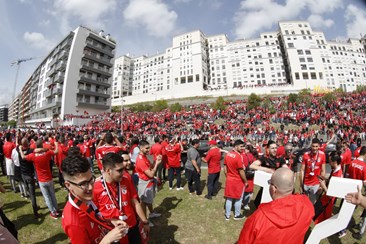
[0,91,365,243]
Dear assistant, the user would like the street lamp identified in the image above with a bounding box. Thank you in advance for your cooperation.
[120,96,124,134]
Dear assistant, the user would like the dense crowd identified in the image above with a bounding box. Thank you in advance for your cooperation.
[0,91,366,243]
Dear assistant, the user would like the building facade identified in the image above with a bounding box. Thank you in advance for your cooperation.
[0,105,9,122]
[112,20,366,106]
[11,26,116,127]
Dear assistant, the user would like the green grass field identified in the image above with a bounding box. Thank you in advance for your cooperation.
[1,168,365,243]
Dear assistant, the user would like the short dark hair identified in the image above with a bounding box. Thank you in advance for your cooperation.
[329,151,342,164]
[105,132,114,144]
[312,138,321,145]
[139,140,149,147]
[68,146,81,157]
[36,139,43,148]
[102,153,123,169]
[233,139,244,147]
[62,155,90,177]
[192,139,200,145]
[117,150,129,157]
[154,136,160,143]
[360,146,366,156]
[267,140,276,148]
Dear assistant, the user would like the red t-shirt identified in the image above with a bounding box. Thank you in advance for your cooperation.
[62,199,109,244]
[348,158,366,181]
[3,141,15,159]
[26,150,55,182]
[302,151,326,186]
[83,140,92,158]
[354,147,361,158]
[165,143,181,168]
[93,174,138,229]
[224,150,245,199]
[238,194,314,244]
[204,147,221,174]
[150,143,163,161]
[341,148,352,166]
[242,152,255,193]
[57,144,69,170]
[96,145,122,170]
[135,154,152,181]
[276,146,285,157]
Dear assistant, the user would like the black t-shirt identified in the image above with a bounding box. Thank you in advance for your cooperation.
[18,147,35,177]
[259,155,286,169]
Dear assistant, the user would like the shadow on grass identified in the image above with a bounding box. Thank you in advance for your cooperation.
[2,200,29,213]
[34,233,68,244]
[12,212,49,231]
[150,197,182,243]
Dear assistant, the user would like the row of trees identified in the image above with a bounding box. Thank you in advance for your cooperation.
[112,86,366,114]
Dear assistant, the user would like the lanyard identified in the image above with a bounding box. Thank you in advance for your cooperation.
[69,193,113,231]
[310,152,319,172]
[100,176,122,212]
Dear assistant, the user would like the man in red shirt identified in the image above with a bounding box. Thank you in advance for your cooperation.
[238,168,314,244]
[202,140,222,200]
[94,153,149,243]
[149,136,164,182]
[19,139,60,219]
[135,140,162,226]
[96,132,123,172]
[61,155,128,243]
[3,133,16,192]
[300,138,326,203]
[341,141,352,175]
[346,146,366,240]
[224,139,248,220]
[83,134,94,173]
[164,137,183,190]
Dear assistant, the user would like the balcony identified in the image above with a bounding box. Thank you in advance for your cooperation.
[46,66,56,77]
[77,88,110,98]
[79,75,111,88]
[81,64,112,77]
[61,39,72,49]
[82,53,113,67]
[56,61,66,71]
[54,72,64,83]
[59,50,69,60]
[77,100,109,110]
[86,42,114,57]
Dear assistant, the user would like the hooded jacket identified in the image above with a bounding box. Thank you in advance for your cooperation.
[238,194,314,244]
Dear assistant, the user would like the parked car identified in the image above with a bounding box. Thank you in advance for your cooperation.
[292,143,337,166]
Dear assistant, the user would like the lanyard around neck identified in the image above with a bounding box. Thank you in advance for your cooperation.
[100,175,122,212]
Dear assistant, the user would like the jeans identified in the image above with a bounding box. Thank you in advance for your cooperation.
[157,162,166,180]
[185,168,201,194]
[22,175,38,214]
[39,180,58,213]
[225,191,244,217]
[86,157,94,174]
[207,172,220,196]
[304,184,320,204]
[243,192,253,207]
[168,167,181,188]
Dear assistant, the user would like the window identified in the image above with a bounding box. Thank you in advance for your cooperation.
[310,72,316,79]
[302,72,309,79]
[295,72,300,79]
[288,43,294,48]
[307,57,313,62]
[305,50,311,55]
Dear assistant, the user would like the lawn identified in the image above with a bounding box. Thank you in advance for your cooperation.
[1,168,365,243]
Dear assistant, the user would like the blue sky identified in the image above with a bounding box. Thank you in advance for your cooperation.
[1,0,366,105]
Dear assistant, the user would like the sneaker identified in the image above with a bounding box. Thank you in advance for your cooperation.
[149,221,154,227]
[177,187,184,191]
[50,212,58,220]
[204,195,212,200]
[225,215,230,221]
[234,214,246,220]
[169,187,173,190]
[149,212,161,219]
[244,205,250,210]
[352,232,362,240]
[338,231,347,238]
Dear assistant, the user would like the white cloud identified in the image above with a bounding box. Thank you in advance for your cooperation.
[23,32,54,50]
[233,0,307,39]
[233,0,344,39]
[307,14,334,29]
[345,4,366,39]
[38,19,50,27]
[123,0,178,38]
[50,0,117,34]
[304,0,343,14]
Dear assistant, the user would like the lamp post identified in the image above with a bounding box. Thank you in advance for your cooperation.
[120,96,124,134]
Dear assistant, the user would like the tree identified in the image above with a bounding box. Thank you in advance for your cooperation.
[211,96,226,110]
[261,96,271,111]
[287,93,298,104]
[247,93,261,110]
[7,120,16,128]
[322,92,336,104]
[356,85,366,93]
[152,99,168,112]
[111,106,120,113]
[170,102,182,112]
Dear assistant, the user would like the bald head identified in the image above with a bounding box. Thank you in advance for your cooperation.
[270,168,294,199]
[21,138,29,147]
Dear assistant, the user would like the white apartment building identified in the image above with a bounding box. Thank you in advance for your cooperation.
[112,21,366,106]
[12,26,116,127]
